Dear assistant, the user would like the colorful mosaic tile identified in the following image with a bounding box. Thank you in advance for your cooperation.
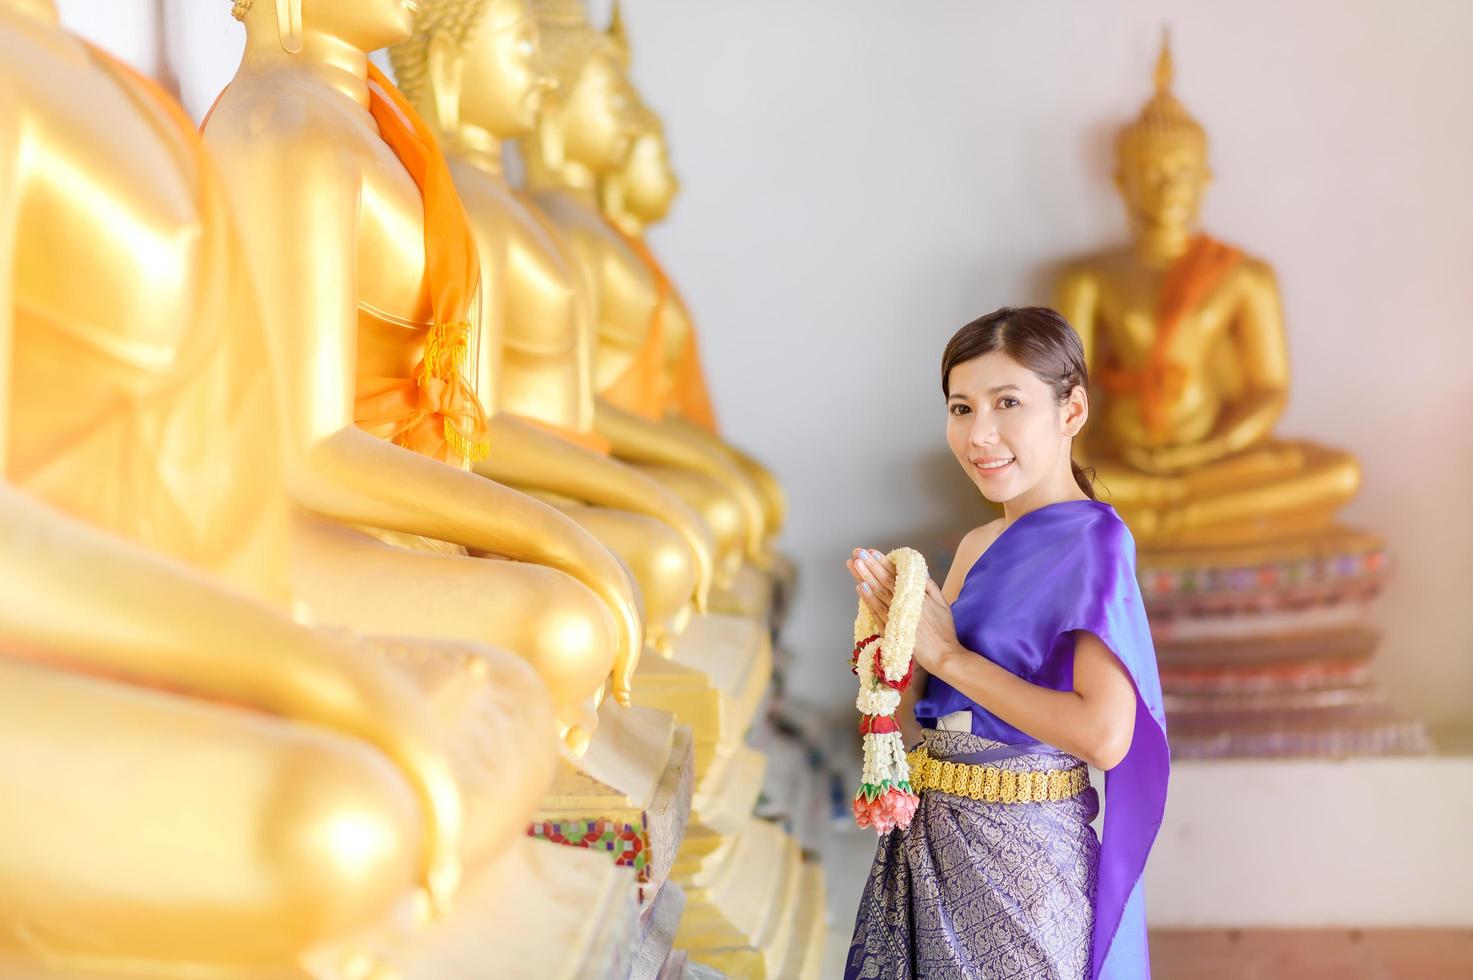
[529,816,651,882]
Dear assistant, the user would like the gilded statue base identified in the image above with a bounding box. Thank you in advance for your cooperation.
[532,703,695,903]
[633,613,772,776]
[1141,524,1432,758]
[385,837,640,980]
[673,818,813,978]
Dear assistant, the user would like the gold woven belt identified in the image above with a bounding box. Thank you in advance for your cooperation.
[906,746,1090,804]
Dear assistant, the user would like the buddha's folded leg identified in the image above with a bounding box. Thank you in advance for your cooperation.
[290,518,617,750]
[356,634,558,869]
[631,465,747,587]
[0,658,422,975]
[558,506,698,655]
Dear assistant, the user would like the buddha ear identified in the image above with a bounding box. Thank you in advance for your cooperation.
[274,0,302,55]
[427,30,465,133]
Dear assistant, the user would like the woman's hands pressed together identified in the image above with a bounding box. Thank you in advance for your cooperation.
[847,548,963,676]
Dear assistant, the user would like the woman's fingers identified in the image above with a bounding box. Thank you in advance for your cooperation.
[852,550,895,602]
[857,582,888,621]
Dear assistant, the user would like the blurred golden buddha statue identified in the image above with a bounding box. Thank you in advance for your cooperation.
[599,7,789,553]
[0,0,602,973]
[386,0,714,656]
[1056,35,1360,549]
[202,0,645,749]
[523,0,771,593]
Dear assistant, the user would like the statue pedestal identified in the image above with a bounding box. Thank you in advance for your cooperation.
[1140,525,1431,758]
[531,703,694,904]
[674,818,813,978]
[1146,754,1473,926]
[633,613,771,776]
[392,836,641,979]
[711,562,776,623]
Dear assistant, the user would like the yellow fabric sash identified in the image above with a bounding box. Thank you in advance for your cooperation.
[354,64,490,466]
[1099,235,1242,441]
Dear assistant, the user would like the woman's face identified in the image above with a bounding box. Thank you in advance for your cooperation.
[945,351,1084,504]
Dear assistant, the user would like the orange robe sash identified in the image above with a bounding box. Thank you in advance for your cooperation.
[598,222,669,421]
[1099,235,1241,440]
[353,64,490,467]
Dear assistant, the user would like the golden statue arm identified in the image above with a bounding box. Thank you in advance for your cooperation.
[293,426,643,702]
[475,412,714,610]
[205,120,641,703]
[0,484,465,907]
[594,399,767,558]
[665,416,787,539]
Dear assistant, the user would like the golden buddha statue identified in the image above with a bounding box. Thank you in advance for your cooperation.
[598,7,789,554]
[522,0,772,594]
[385,0,717,658]
[385,5,769,931]
[201,0,647,749]
[0,2,629,973]
[1056,35,1361,549]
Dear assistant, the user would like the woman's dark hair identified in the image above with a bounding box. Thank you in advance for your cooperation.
[941,306,1098,501]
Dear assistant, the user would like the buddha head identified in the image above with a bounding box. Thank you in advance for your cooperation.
[231,0,412,55]
[1115,32,1212,235]
[530,0,637,176]
[390,0,553,138]
[611,103,679,225]
[601,6,679,224]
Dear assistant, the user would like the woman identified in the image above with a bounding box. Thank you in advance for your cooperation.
[844,307,1169,979]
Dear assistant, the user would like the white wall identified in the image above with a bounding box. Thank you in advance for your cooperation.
[58,0,1473,733]
[613,0,1473,733]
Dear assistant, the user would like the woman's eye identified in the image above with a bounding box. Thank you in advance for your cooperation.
[948,404,970,416]
[998,397,1020,409]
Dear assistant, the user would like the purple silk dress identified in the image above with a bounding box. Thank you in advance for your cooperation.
[846,499,1169,980]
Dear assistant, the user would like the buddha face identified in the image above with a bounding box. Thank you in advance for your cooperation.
[1116,136,1211,231]
[559,50,636,174]
[944,352,1086,506]
[460,0,551,137]
[306,0,413,51]
[621,128,679,223]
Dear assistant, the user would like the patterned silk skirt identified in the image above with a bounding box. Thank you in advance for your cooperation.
[845,729,1101,979]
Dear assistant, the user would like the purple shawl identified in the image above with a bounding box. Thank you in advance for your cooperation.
[914,499,1169,979]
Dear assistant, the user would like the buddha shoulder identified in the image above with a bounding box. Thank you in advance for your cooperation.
[1227,251,1280,295]
[2,40,211,359]
[204,74,380,173]
[1056,247,1137,298]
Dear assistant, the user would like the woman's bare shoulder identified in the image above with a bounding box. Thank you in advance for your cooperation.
[942,519,1006,599]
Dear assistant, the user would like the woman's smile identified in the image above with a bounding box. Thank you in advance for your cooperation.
[972,455,1015,477]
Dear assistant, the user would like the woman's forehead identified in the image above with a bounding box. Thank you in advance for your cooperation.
[949,352,1040,393]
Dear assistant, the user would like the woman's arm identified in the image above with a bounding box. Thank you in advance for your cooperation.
[927,623,1137,770]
